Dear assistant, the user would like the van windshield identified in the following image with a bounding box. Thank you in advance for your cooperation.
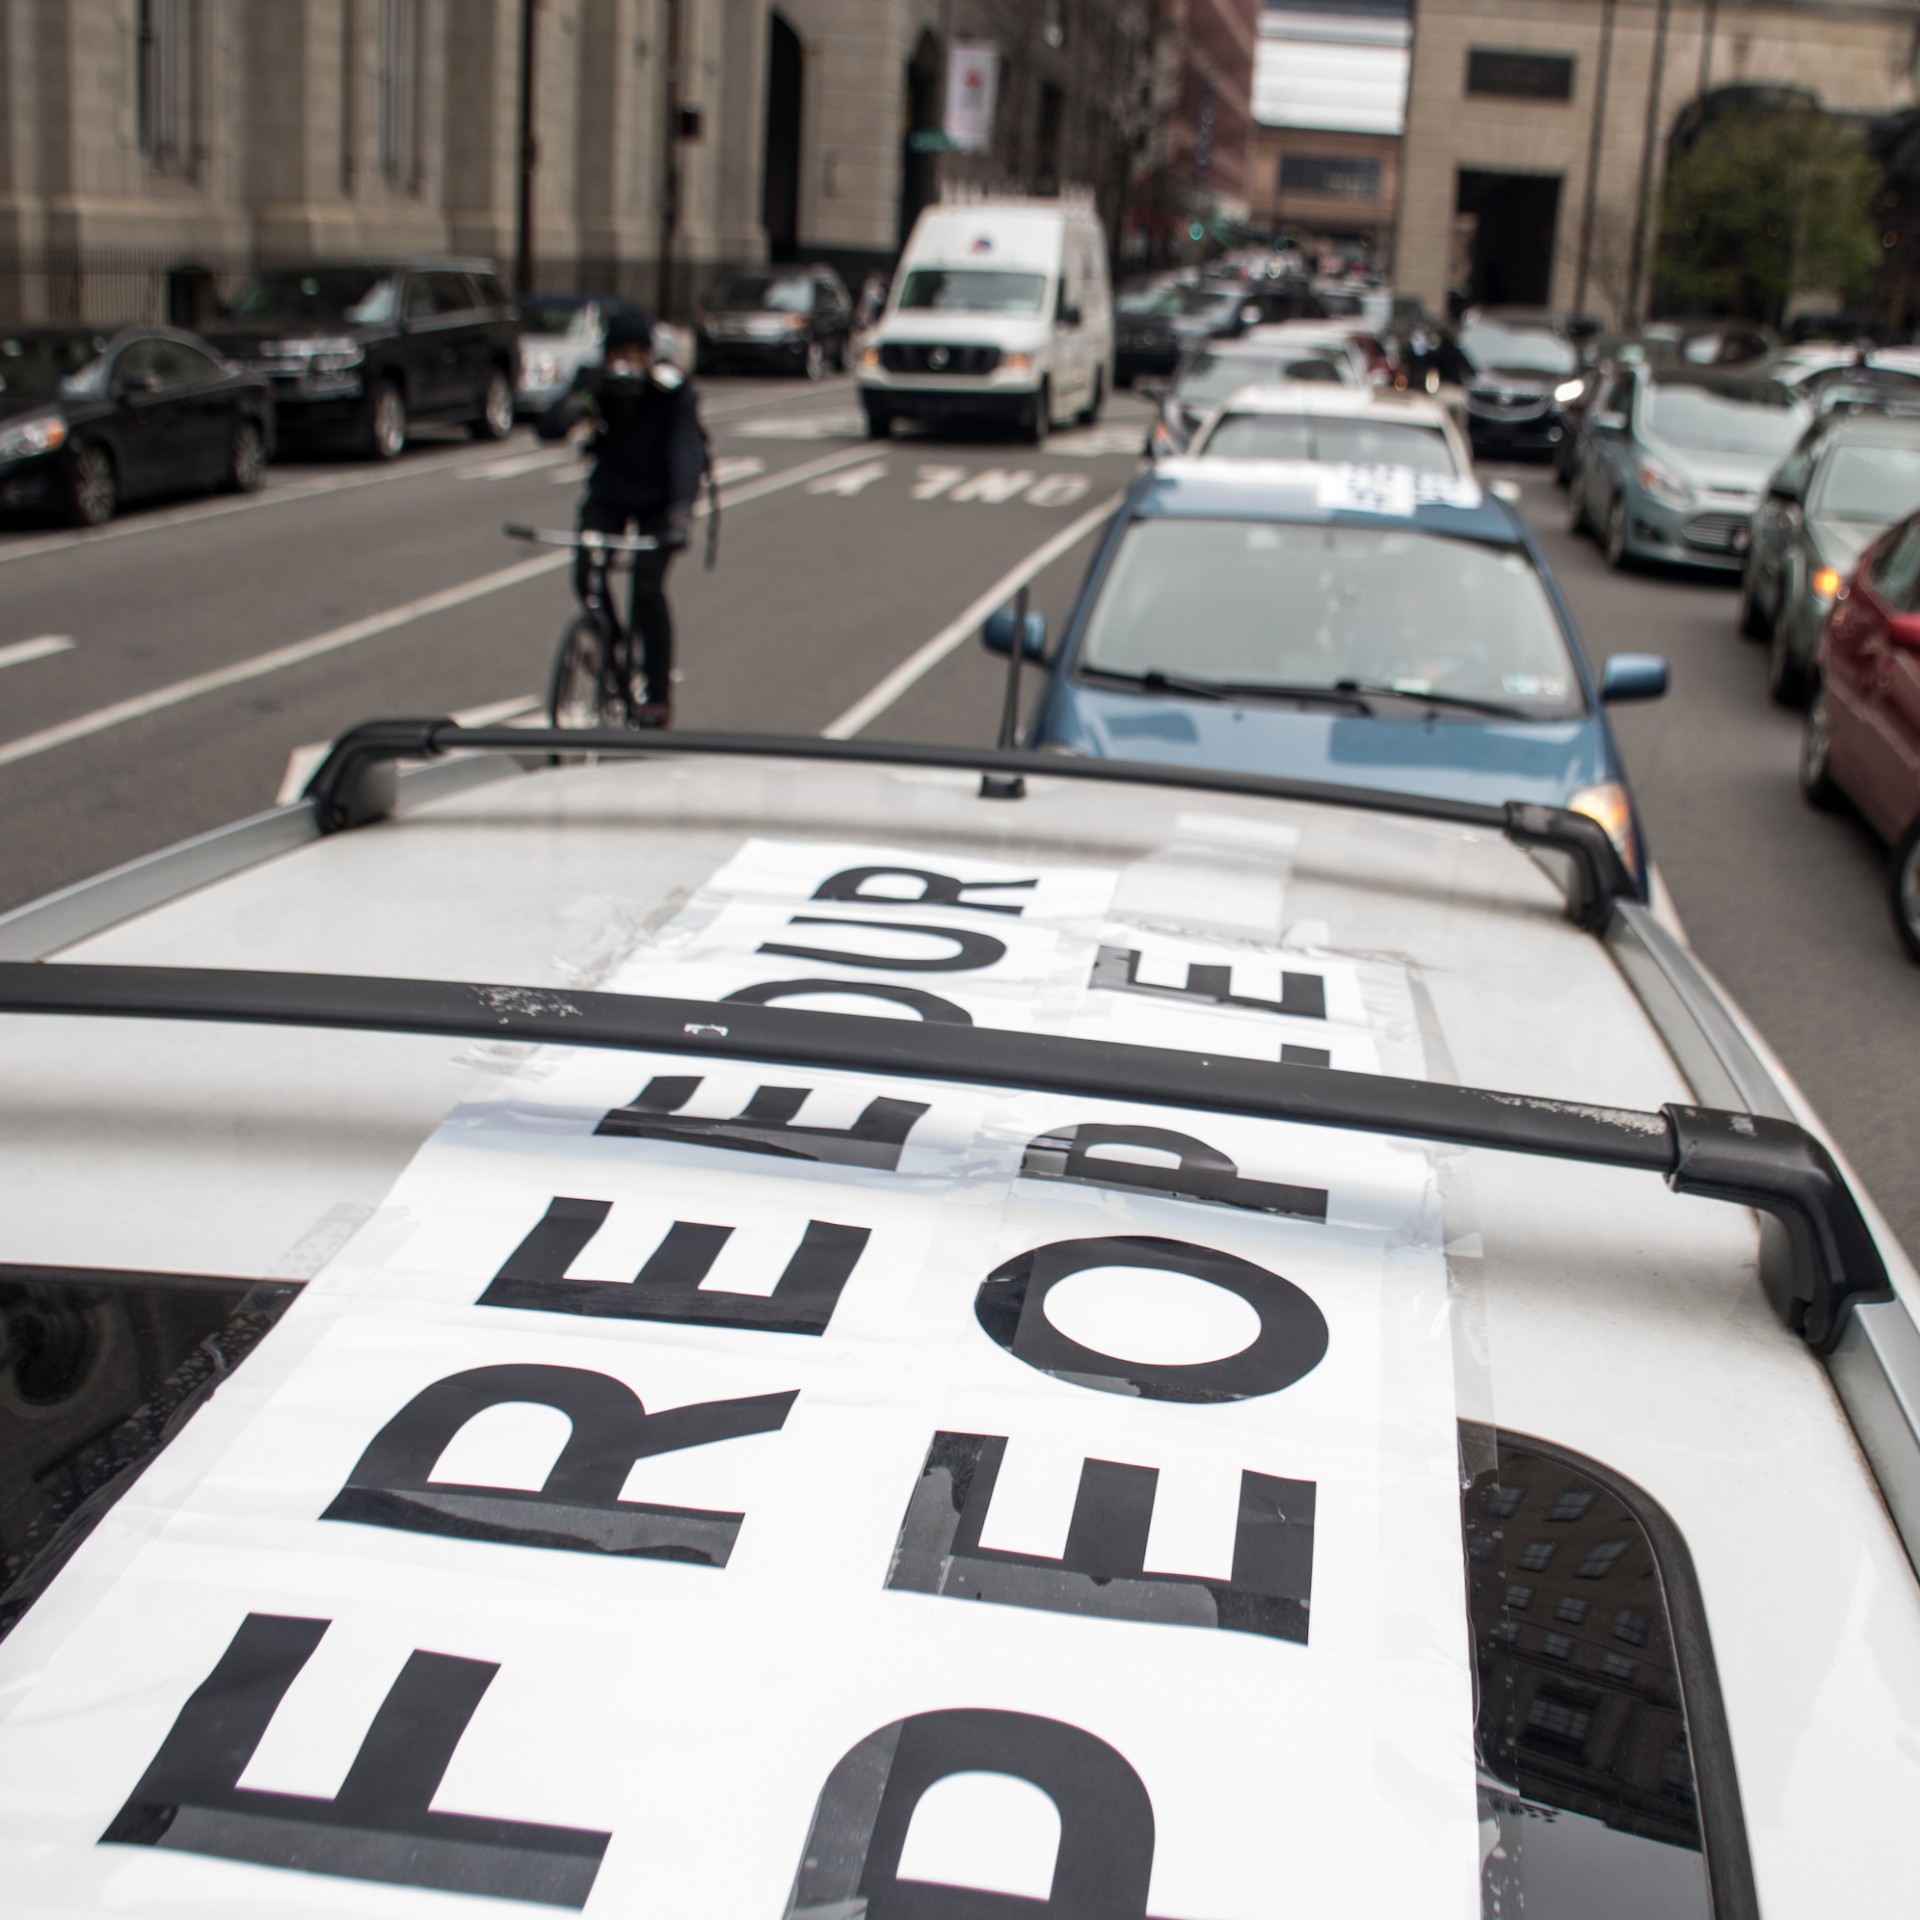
[897,269,1048,316]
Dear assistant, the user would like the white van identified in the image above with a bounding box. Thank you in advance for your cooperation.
[859,187,1115,444]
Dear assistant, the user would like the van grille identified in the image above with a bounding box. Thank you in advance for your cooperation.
[879,344,1003,376]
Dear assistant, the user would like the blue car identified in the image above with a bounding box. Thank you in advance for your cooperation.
[987,457,1668,892]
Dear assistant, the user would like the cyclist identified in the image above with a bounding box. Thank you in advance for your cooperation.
[535,307,705,728]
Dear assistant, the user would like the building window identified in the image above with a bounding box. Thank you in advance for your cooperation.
[1279,154,1384,203]
[1503,1584,1534,1610]
[1612,1608,1651,1647]
[1482,1484,1523,1519]
[1575,1540,1629,1580]
[1546,1490,1594,1522]
[379,0,421,190]
[1517,1540,1556,1572]
[1553,1595,1590,1625]
[1598,1652,1638,1682]
[1542,1632,1573,1661]
[137,0,196,176]
[1466,48,1576,103]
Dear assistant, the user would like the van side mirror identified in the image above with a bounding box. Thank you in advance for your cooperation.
[982,608,1049,662]
[1058,303,1083,329]
[1601,653,1670,702]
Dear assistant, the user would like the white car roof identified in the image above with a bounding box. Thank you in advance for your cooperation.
[0,743,1916,1916]
[1201,380,1451,424]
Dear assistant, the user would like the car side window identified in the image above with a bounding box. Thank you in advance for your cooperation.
[154,340,220,385]
[427,272,478,317]
[110,339,163,390]
[1870,521,1920,610]
[404,277,439,322]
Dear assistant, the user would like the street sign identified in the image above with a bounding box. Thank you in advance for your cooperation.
[908,129,957,154]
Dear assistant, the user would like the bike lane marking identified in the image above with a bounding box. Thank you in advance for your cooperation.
[0,445,883,773]
[820,492,1123,740]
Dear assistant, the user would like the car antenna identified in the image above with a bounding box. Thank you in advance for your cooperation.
[980,583,1029,801]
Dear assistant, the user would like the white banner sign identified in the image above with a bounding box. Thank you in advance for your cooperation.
[945,42,1000,154]
[0,838,1478,1918]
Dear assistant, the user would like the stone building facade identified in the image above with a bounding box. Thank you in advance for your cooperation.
[1394,0,1920,326]
[0,0,1157,325]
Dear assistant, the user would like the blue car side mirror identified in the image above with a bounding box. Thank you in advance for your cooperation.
[1601,653,1669,702]
[982,609,1049,662]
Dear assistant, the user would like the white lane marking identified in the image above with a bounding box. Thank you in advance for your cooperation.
[1047,423,1151,458]
[0,635,75,671]
[712,456,768,486]
[0,442,536,568]
[806,460,890,497]
[0,443,884,772]
[913,465,968,501]
[1026,473,1091,508]
[950,468,1035,505]
[457,449,575,481]
[699,378,854,422]
[0,556,568,776]
[821,492,1122,741]
[733,409,865,440]
[274,690,541,805]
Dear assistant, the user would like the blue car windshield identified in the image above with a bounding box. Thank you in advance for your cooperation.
[1077,519,1584,718]
[1640,381,1803,456]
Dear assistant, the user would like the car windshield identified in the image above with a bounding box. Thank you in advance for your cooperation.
[0,333,110,400]
[1641,380,1803,455]
[896,269,1048,316]
[1175,351,1346,408]
[1813,442,1920,522]
[715,275,815,313]
[517,299,592,338]
[1077,519,1581,716]
[1458,326,1578,376]
[1200,415,1460,473]
[228,269,401,326]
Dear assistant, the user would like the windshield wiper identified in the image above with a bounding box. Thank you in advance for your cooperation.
[1331,679,1528,718]
[1129,669,1376,711]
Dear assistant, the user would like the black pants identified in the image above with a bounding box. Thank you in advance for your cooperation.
[577,497,675,704]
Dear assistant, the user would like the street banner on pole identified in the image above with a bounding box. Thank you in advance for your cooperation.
[945,42,1000,154]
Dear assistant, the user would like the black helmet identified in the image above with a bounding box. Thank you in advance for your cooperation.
[602,305,654,352]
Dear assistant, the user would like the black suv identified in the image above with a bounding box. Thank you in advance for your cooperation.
[695,267,852,380]
[205,261,521,459]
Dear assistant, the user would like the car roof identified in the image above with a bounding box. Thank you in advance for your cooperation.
[1812,410,1920,449]
[1640,366,1798,404]
[1205,381,1452,425]
[1133,456,1515,538]
[1,738,1917,1911]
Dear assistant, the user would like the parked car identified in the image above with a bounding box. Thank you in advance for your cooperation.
[1116,279,1326,387]
[514,294,647,415]
[1144,339,1359,458]
[1740,412,1920,704]
[859,194,1113,443]
[2,702,1913,1914]
[204,260,520,460]
[0,324,272,527]
[985,456,1665,888]
[1566,366,1806,572]
[1453,319,1583,458]
[695,267,852,381]
[1188,382,1473,475]
[1802,510,1920,956]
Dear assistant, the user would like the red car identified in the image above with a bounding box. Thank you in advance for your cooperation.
[1802,509,1920,957]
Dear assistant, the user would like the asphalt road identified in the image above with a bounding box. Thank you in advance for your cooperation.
[0,379,1913,1256]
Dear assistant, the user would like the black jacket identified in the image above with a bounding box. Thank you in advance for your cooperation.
[536,366,706,517]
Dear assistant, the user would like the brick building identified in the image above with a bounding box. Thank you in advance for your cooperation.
[1394,0,1920,326]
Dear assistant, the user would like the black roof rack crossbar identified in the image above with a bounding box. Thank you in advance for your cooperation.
[0,961,1886,1352]
[300,719,1637,931]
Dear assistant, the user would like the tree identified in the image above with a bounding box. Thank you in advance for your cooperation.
[1655,105,1882,322]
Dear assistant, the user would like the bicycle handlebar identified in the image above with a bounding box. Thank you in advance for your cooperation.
[503,523,662,554]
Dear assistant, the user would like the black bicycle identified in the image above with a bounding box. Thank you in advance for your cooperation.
[505,522,664,728]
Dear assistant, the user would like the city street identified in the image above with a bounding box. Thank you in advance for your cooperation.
[0,382,1914,1260]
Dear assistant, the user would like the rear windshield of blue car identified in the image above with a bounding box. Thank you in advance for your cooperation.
[1813,442,1920,522]
[1076,518,1585,718]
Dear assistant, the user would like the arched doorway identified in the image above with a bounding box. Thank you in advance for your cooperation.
[763,11,803,261]
[899,30,941,252]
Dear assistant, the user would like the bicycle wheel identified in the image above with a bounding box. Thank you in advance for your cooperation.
[549,613,615,728]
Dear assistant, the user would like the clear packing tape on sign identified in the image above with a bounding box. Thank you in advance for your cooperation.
[0,837,1478,1917]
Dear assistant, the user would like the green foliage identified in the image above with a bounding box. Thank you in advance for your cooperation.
[1656,107,1882,317]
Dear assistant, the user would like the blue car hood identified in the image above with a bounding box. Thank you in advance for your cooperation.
[1048,687,1610,811]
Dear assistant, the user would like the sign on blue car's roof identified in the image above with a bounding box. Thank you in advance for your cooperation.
[1144,460,1513,537]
